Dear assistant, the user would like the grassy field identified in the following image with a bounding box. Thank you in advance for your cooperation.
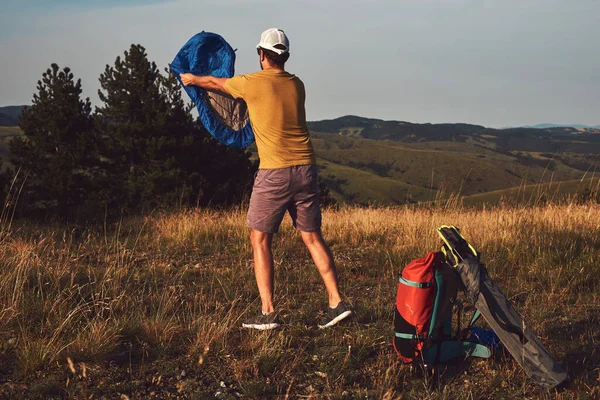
[0,200,598,399]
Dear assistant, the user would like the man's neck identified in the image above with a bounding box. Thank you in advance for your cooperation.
[261,62,284,72]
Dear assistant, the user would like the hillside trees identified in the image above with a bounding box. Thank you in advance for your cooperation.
[9,64,97,219]
[96,44,254,212]
[8,46,255,221]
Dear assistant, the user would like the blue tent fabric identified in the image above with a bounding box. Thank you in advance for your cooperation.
[171,31,255,149]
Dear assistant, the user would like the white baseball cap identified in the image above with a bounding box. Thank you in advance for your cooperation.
[256,28,289,55]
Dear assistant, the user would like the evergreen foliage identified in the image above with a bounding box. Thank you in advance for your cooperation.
[8,46,256,220]
[9,64,96,219]
[95,44,255,213]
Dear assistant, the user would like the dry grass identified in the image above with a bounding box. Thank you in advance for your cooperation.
[0,201,599,398]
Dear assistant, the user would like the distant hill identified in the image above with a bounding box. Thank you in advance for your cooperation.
[0,114,17,126]
[510,123,600,129]
[308,115,485,142]
[0,105,27,126]
[308,115,600,154]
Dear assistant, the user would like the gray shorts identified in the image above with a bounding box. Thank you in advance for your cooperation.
[247,164,322,233]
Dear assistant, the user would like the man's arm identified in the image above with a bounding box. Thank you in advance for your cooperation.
[180,73,230,95]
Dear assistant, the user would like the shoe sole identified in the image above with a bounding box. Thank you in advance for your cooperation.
[318,310,352,329]
[242,322,280,330]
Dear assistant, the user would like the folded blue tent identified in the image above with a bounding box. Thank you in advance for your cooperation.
[171,31,254,149]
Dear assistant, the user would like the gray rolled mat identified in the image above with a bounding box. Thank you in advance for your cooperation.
[457,258,568,390]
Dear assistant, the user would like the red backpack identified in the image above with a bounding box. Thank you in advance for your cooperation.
[394,252,440,362]
[393,251,472,364]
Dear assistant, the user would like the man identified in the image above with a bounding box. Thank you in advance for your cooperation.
[180,28,351,330]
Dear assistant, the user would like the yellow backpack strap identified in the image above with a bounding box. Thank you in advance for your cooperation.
[437,225,479,267]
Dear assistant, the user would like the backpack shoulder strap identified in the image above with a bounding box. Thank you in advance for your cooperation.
[437,225,479,267]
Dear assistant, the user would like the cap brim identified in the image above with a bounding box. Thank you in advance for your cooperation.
[256,44,288,55]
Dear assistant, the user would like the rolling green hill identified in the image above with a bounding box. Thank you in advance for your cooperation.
[311,128,599,206]
[316,158,436,204]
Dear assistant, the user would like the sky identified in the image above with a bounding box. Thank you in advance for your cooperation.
[1,0,599,128]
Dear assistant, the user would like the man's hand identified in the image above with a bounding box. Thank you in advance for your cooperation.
[179,73,229,95]
[179,73,229,94]
[180,73,197,87]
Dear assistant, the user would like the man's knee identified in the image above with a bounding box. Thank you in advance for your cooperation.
[301,230,323,247]
[250,229,272,249]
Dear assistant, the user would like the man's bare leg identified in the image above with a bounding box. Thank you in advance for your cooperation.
[300,230,342,307]
[250,229,275,313]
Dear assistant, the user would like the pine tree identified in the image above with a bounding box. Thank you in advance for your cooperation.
[96,44,169,210]
[9,64,96,219]
[96,44,255,212]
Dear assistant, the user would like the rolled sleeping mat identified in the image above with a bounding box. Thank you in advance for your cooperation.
[456,258,567,390]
